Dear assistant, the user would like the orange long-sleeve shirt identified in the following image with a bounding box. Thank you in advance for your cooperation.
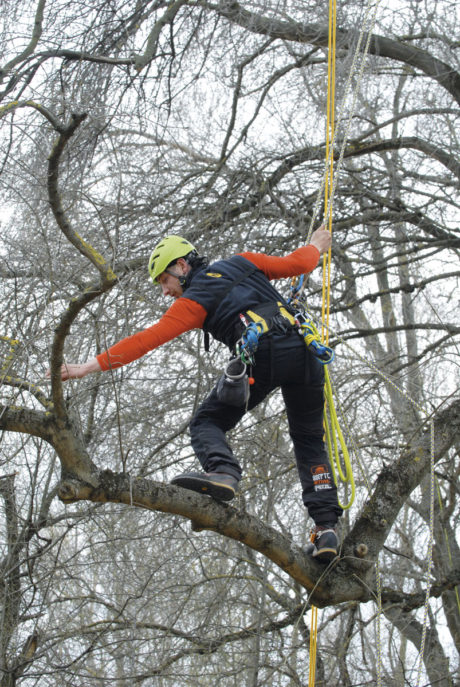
[97,245,320,371]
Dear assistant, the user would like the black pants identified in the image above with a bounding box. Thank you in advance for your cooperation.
[189,330,343,526]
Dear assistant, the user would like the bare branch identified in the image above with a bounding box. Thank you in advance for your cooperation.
[57,470,374,607]
[134,0,190,72]
[0,99,64,131]
[0,0,46,81]
[0,376,53,410]
[0,405,52,442]
[208,2,460,103]
[345,398,460,559]
[47,113,117,283]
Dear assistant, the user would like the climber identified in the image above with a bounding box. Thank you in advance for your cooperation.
[49,227,342,562]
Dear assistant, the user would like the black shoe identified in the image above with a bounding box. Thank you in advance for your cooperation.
[170,471,238,501]
[308,525,338,563]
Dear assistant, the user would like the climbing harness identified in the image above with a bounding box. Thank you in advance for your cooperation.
[227,303,299,404]
[235,301,335,367]
[227,299,336,413]
[234,301,297,362]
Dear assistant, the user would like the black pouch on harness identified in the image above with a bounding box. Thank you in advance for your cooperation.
[216,358,250,407]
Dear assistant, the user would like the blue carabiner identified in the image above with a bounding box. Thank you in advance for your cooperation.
[287,274,305,305]
[241,322,264,355]
[308,339,335,364]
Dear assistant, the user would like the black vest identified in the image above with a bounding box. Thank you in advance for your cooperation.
[183,255,290,348]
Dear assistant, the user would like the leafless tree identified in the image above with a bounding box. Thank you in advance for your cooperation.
[0,0,458,684]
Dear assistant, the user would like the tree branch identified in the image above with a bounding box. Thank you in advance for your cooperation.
[344,398,460,560]
[57,469,374,607]
[0,99,65,131]
[209,2,460,104]
[0,403,98,487]
[1,376,53,410]
[334,322,460,343]
[0,0,46,82]
[381,567,460,611]
[48,283,116,422]
[345,136,460,181]
[134,0,190,71]
[331,271,460,315]
[47,113,117,283]
[268,135,460,185]
[0,405,52,441]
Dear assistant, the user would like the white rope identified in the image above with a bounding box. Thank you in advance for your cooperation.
[308,313,437,686]
[304,0,382,245]
[293,0,435,678]
[415,421,435,687]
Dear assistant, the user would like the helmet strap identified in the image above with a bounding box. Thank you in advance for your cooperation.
[165,262,188,287]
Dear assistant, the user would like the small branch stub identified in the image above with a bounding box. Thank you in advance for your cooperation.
[58,478,96,503]
[355,543,369,558]
[58,482,78,502]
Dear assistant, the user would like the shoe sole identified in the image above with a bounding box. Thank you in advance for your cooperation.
[312,547,337,563]
[171,475,236,501]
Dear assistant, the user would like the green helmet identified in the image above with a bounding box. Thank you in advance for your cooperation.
[148,235,196,284]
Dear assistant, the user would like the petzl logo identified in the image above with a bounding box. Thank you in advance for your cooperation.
[311,464,332,491]
[206,272,222,278]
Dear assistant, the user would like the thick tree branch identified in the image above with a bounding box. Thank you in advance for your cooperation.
[0,403,98,486]
[57,469,375,607]
[210,2,460,104]
[46,115,118,425]
[268,136,460,185]
[384,604,453,686]
[345,136,460,181]
[54,438,460,611]
[0,475,21,676]
[48,284,115,422]
[344,398,460,559]
[0,405,52,442]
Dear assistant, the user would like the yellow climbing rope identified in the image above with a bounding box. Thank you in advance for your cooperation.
[320,0,356,513]
[304,0,392,682]
[300,316,356,511]
[308,0,337,684]
[324,370,356,507]
[303,0,436,682]
[308,604,318,686]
